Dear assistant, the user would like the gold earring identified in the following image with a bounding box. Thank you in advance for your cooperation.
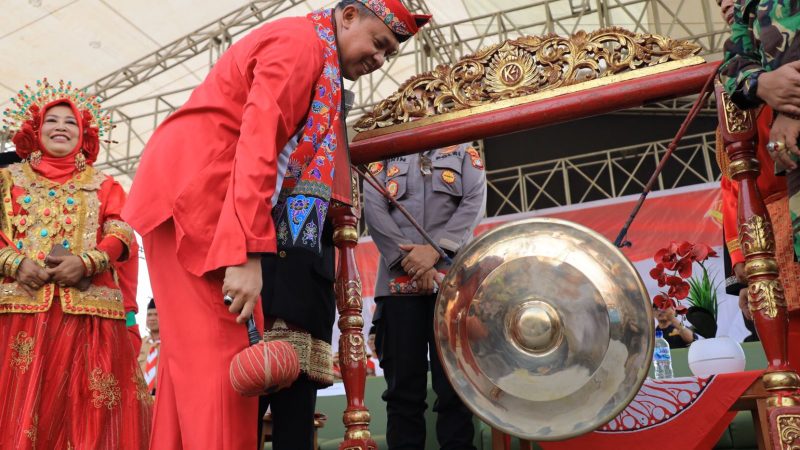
[75,152,87,172]
[29,150,42,167]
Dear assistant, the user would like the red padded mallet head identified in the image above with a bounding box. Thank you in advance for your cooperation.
[226,305,300,396]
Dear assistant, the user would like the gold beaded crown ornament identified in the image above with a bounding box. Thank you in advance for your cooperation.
[2,78,112,137]
[2,79,112,166]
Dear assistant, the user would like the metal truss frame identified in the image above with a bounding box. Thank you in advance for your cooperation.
[0,0,729,182]
[484,130,718,216]
[87,0,305,103]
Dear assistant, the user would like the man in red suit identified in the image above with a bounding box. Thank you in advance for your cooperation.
[123,1,431,449]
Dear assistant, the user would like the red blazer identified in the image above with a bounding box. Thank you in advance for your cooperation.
[123,17,325,276]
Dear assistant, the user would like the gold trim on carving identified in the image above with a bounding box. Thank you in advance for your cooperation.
[777,413,800,448]
[336,279,363,310]
[748,279,786,319]
[728,158,760,178]
[744,258,779,278]
[344,410,371,426]
[768,396,799,407]
[343,333,366,365]
[338,315,364,329]
[763,371,800,391]
[333,226,359,245]
[740,215,776,256]
[344,429,373,441]
[720,89,754,134]
[354,27,704,137]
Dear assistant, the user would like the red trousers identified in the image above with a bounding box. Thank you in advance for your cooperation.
[143,220,262,449]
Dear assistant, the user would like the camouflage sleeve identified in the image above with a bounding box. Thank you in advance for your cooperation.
[719,5,765,109]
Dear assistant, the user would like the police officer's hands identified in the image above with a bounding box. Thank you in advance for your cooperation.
[399,244,440,280]
[416,268,438,294]
[223,255,262,324]
[758,63,800,117]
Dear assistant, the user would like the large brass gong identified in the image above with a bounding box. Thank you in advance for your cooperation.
[434,218,653,441]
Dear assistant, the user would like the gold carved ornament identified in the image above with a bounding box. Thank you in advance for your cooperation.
[748,279,786,319]
[778,414,800,450]
[720,89,753,134]
[345,334,366,365]
[354,28,701,132]
[740,215,776,256]
[336,279,363,310]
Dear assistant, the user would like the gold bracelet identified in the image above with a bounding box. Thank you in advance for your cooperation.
[79,252,96,276]
[0,249,17,277]
[81,250,110,276]
[88,250,110,274]
[7,254,23,277]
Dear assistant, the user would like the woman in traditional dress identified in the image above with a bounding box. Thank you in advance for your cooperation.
[0,79,151,449]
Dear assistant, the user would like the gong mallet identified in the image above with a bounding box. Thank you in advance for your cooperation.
[613,61,720,248]
[352,164,452,266]
[224,295,299,396]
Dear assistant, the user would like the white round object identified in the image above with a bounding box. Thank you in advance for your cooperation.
[687,337,746,377]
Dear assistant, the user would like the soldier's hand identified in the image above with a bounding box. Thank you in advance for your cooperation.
[758,63,800,117]
[768,113,800,171]
[399,244,440,280]
[223,255,262,324]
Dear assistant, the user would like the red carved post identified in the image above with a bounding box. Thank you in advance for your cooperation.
[331,173,376,450]
[716,83,800,446]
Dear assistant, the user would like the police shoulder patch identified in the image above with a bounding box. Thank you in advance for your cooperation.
[368,162,384,175]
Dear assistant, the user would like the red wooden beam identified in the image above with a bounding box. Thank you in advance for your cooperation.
[349,61,718,165]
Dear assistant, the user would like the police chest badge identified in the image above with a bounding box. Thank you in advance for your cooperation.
[386,180,399,197]
[467,148,484,170]
[387,166,400,177]
[368,162,384,175]
[441,170,456,184]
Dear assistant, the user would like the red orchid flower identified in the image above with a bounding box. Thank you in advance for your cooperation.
[654,247,678,270]
[652,293,673,310]
[677,241,693,257]
[649,264,669,287]
[690,243,718,262]
[675,257,693,278]
[668,280,690,300]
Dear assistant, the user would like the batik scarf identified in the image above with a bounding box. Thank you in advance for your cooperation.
[273,9,344,254]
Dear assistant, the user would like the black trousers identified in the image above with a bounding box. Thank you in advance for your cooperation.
[255,228,336,450]
[257,375,318,450]
[374,294,476,450]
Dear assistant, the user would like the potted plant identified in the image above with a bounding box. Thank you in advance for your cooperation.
[651,241,745,376]
[650,241,718,338]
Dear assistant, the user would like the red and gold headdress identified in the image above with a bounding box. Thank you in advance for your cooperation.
[2,78,111,165]
[356,0,431,39]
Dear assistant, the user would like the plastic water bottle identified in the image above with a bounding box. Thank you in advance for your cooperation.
[653,329,674,380]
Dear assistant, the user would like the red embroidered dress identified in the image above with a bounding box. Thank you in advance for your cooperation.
[0,85,151,449]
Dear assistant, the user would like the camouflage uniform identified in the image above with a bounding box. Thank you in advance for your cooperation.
[719,0,800,259]
[719,0,800,109]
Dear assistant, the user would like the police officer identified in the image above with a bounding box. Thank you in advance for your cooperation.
[364,142,486,449]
